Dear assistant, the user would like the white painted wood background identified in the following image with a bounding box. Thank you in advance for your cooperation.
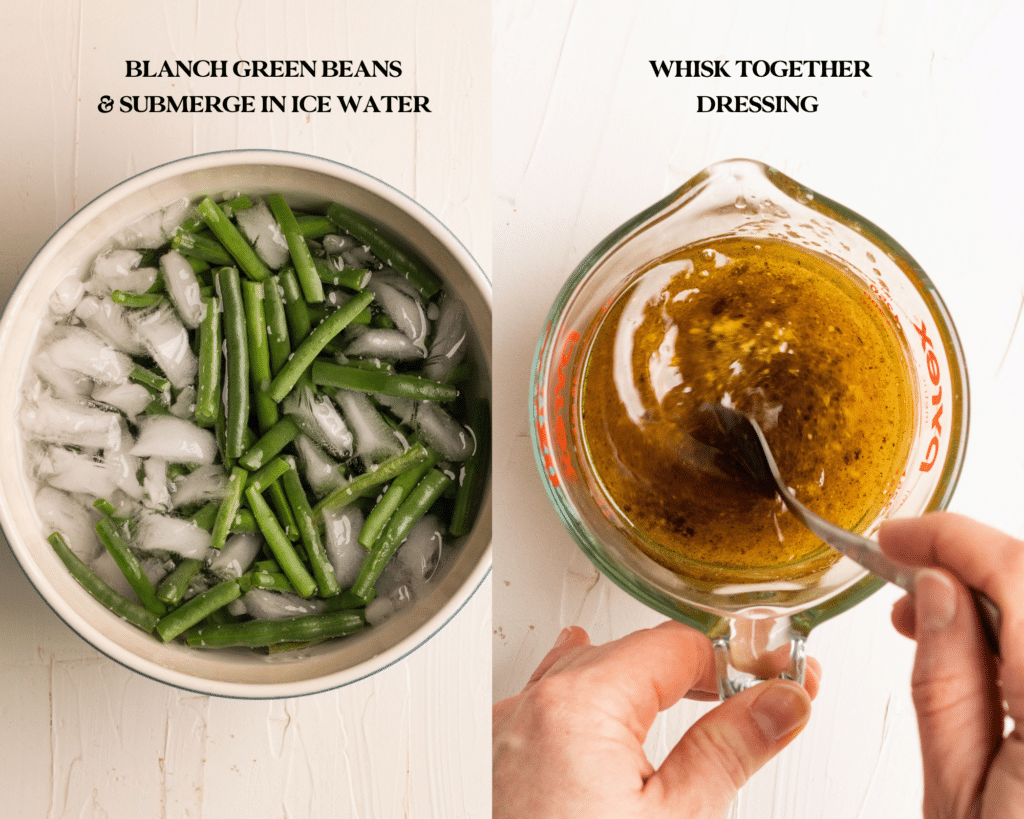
[493,0,1024,817]
[0,2,490,818]
[3,0,1023,816]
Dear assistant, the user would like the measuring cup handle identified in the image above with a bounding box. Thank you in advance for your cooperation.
[711,615,809,699]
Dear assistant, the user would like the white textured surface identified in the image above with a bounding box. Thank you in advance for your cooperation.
[0,2,490,817]
[493,1,1024,817]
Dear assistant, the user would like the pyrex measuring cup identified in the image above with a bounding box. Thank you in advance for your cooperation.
[529,158,968,698]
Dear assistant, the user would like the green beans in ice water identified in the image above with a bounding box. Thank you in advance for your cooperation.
[186,608,364,649]
[194,294,221,427]
[95,517,166,616]
[310,360,458,402]
[245,485,317,598]
[267,289,374,403]
[351,468,453,602]
[216,266,249,460]
[47,532,159,633]
[198,197,271,282]
[267,194,324,304]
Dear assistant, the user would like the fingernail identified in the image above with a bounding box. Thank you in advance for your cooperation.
[553,627,572,648]
[751,682,811,743]
[915,569,956,632]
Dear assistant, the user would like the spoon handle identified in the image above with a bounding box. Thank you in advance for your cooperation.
[785,495,1002,656]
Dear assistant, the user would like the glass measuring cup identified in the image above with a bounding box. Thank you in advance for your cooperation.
[529,159,968,698]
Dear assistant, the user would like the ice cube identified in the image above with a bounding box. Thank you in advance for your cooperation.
[423,293,469,383]
[241,588,327,620]
[160,249,204,328]
[49,275,85,315]
[76,295,147,357]
[91,382,153,418]
[414,401,474,461]
[235,199,290,269]
[34,486,102,562]
[131,416,217,465]
[333,389,404,466]
[207,532,262,580]
[283,384,354,457]
[19,393,127,451]
[43,325,133,385]
[89,248,159,294]
[322,503,365,588]
[343,326,426,361]
[171,463,228,509]
[135,511,212,561]
[129,302,197,389]
[365,278,428,348]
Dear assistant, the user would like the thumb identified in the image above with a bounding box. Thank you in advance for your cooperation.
[650,679,812,816]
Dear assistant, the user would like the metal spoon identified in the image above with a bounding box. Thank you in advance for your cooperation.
[704,403,1001,656]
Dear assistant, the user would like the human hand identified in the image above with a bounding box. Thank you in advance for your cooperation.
[880,512,1023,818]
[492,621,821,819]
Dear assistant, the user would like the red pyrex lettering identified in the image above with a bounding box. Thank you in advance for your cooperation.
[535,330,581,487]
[914,319,943,472]
[553,332,580,481]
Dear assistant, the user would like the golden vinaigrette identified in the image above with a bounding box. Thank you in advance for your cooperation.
[579,237,915,583]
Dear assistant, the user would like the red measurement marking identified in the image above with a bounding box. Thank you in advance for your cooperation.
[913,318,943,473]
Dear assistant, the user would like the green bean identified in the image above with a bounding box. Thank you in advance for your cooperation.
[267,290,374,403]
[112,291,163,308]
[130,364,171,395]
[197,197,271,281]
[186,608,364,649]
[281,459,340,597]
[267,194,324,303]
[47,532,159,633]
[313,442,430,514]
[310,361,457,402]
[295,213,335,239]
[172,230,233,266]
[245,485,317,598]
[326,202,442,298]
[189,502,219,530]
[156,578,243,642]
[193,295,221,428]
[166,462,192,482]
[245,569,297,594]
[450,398,490,536]
[187,256,211,275]
[445,362,473,385]
[279,267,312,345]
[216,266,249,459]
[211,465,248,550]
[155,558,203,607]
[266,479,300,542]
[144,395,171,415]
[307,300,372,327]
[221,194,254,216]
[245,456,290,494]
[231,508,258,533]
[241,278,278,431]
[323,588,374,609]
[351,468,453,601]
[92,497,119,519]
[95,517,166,616]
[237,416,301,471]
[263,276,291,376]
[313,257,371,291]
[358,448,441,549]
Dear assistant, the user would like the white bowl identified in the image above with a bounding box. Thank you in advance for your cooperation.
[0,150,491,698]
